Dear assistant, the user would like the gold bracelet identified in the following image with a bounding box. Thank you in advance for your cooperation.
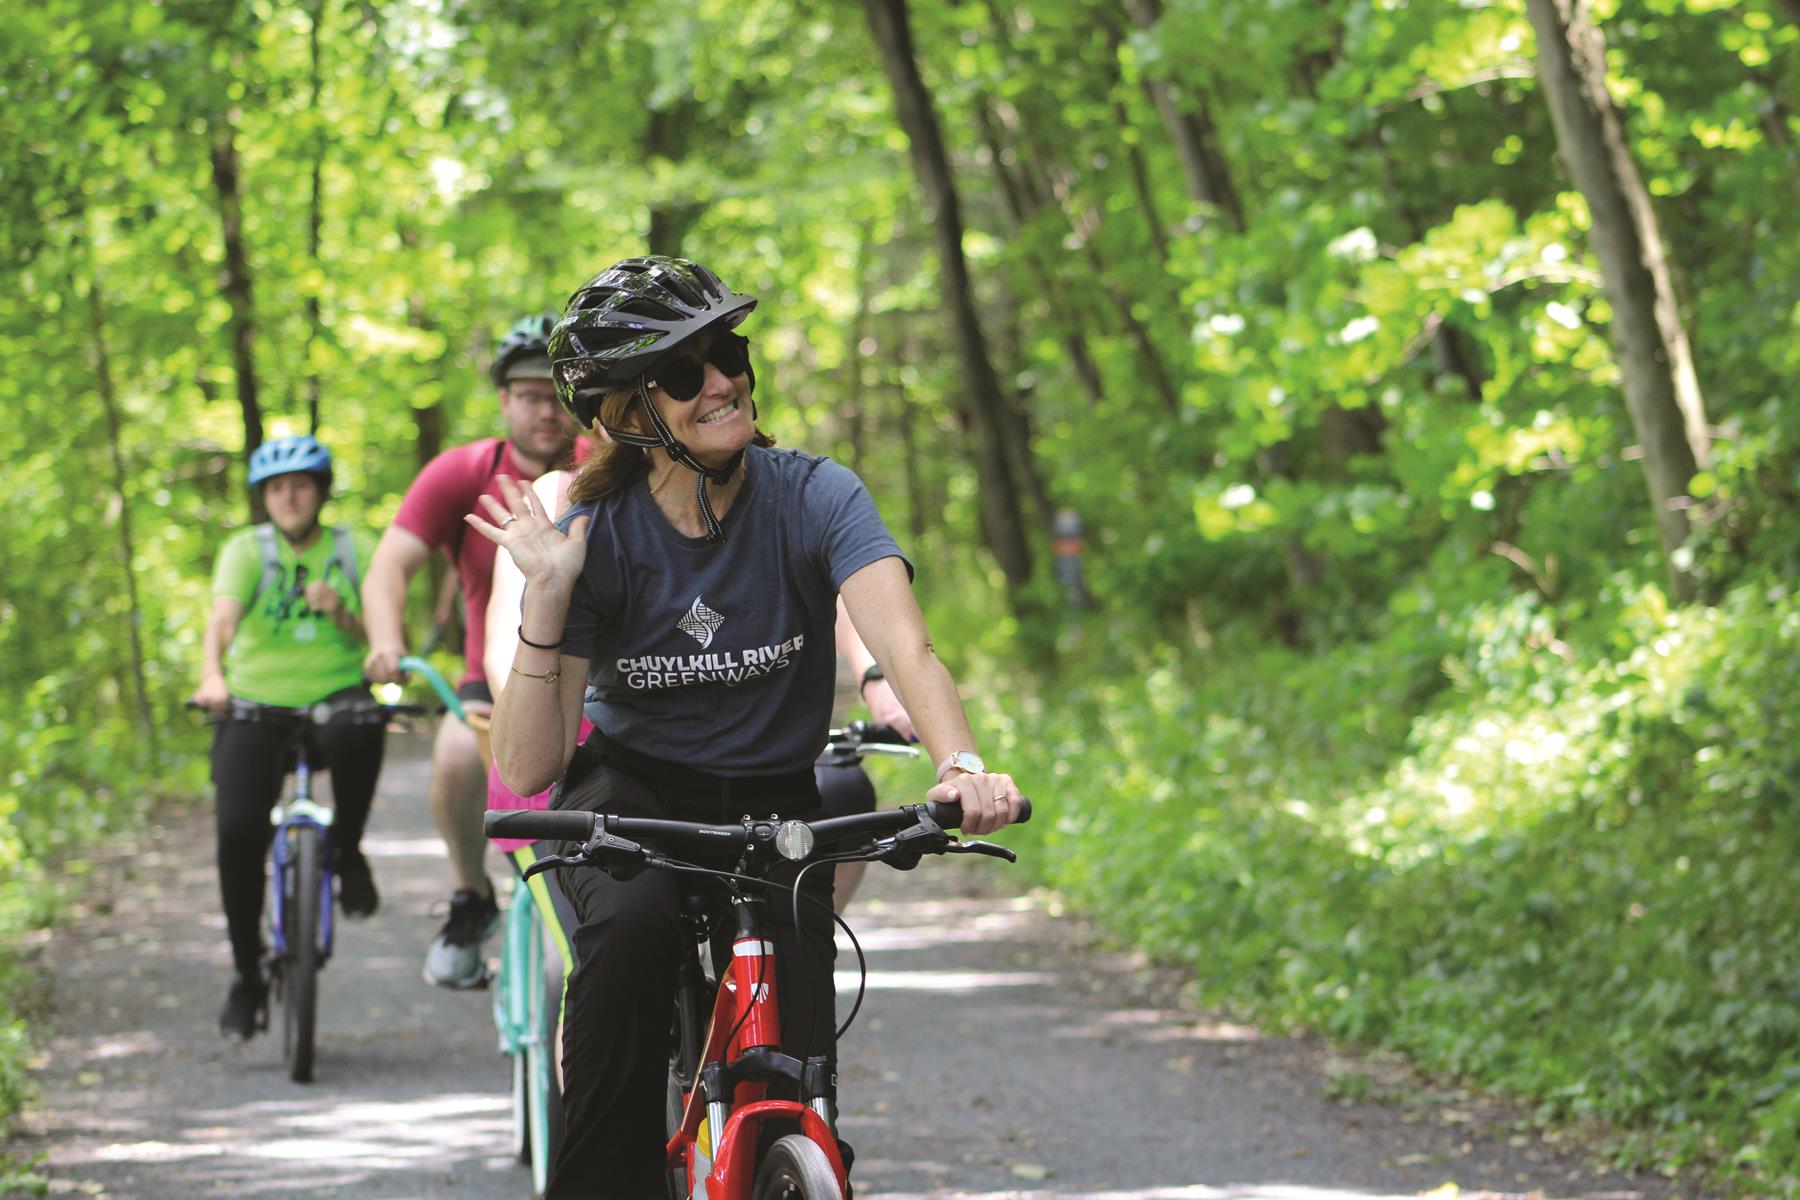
[511,665,560,684]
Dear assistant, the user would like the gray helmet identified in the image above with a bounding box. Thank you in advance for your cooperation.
[548,256,757,430]
[489,314,558,387]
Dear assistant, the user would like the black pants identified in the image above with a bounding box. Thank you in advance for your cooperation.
[210,694,386,979]
[545,737,833,1200]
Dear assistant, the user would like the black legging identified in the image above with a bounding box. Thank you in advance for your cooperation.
[546,736,833,1200]
[211,695,386,979]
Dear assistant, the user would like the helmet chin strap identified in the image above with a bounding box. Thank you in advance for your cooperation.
[605,377,744,543]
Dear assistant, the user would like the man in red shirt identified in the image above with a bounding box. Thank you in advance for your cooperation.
[363,315,579,988]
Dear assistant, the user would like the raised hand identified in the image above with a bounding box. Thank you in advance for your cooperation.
[465,473,592,593]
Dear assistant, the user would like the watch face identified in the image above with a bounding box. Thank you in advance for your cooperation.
[954,751,986,775]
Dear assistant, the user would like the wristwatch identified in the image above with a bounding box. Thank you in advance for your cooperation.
[858,663,885,697]
[935,750,986,782]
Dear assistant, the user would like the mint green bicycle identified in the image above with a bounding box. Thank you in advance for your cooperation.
[399,655,562,1194]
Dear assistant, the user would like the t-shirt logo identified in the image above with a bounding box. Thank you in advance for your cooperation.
[676,596,725,649]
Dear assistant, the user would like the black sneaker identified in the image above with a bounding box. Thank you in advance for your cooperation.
[219,975,267,1040]
[422,885,499,989]
[337,850,379,919]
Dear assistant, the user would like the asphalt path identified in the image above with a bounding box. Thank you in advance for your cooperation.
[11,733,1699,1199]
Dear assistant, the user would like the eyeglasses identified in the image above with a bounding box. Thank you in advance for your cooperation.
[647,333,750,401]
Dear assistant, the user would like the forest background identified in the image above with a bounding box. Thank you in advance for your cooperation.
[4,0,1800,1191]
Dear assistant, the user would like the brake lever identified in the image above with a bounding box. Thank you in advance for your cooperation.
[945,839,1017,863]
[521,831,649,882]
[867,815,953,871]
[522,853,584,881]
[587,831,650,881]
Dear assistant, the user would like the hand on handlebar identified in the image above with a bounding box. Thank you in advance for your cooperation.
[859,677,916,742]
[191,675,231,713]
[928,771,1021,837]
[363,643,406,685]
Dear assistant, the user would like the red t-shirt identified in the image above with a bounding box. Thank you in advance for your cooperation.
[392,438,517,686]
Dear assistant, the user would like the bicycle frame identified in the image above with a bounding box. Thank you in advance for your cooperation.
[666,890,848,1200]
[268,757,336,964]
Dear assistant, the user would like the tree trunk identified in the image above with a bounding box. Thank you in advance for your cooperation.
[645,105,705,256]
[862,0,1034,586]
[972,103,1108,406]
[1102,22,1170,265]
[1526,0,1711,597]
[305,0,326,432]
[1122,0,1246,231]
[210,113,264,522]
[891,319,929,551]
[844,226,874,476]
[978,93,1183,412]
[83,268,161,764]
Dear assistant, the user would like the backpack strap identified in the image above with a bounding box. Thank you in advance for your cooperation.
[329,525,360,599]
[251,523,284,605]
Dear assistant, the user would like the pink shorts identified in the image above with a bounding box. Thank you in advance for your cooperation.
[488,718,593,852]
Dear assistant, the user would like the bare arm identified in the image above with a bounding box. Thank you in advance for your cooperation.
[193,595,245,710]
[834,595,915,739]
[360,524,433,684]
[466,474,593,794]
[838,557,1019,835]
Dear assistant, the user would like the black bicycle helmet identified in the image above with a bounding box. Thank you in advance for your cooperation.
[549,256,760,543]
[548,256,757,430]
[489,314,558,387]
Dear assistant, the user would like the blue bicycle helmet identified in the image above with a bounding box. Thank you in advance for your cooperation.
[248,435,334,489]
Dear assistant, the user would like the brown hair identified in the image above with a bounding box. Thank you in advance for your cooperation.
[566,389,775,504]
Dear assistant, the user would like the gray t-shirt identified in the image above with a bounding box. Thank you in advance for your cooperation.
[559,445,910,776]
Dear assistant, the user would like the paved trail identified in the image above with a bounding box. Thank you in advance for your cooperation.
[11,735,1698,1199]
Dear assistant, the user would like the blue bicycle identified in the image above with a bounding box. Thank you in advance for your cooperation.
[195,692,421,1082]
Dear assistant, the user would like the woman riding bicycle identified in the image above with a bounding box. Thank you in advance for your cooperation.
[191,434,385,1040]
[468,255,1023,1198]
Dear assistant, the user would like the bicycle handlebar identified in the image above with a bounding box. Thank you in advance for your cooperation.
[396,655,467,722]
[186,696,430,724]
[483,794,1032,851]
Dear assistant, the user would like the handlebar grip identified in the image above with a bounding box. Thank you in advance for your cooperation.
[923,795,1032,830]
[484,809,598,843]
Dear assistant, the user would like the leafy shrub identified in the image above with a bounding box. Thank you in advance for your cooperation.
[988,578,1800,1193]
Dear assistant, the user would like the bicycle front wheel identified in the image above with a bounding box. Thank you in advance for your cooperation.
[523,900,559,1196]
[751,1134,842,1200]
[283,824,322,1083]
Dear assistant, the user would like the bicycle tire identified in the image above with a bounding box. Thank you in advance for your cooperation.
[524,901,559,1196]
[664,1070,688,1199]
[750,1134,842,1200]
[666,964,709,1199]
[284,824,322,1083]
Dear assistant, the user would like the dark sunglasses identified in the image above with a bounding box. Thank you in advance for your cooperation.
[647,333,750,401]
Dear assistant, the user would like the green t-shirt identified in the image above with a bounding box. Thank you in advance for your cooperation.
[212,525,378,706]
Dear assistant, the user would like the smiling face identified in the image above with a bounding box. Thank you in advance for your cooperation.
[642,330,755,466]
[262,472,325,540]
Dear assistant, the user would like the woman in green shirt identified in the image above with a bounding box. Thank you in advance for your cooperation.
[192,435,386,1040]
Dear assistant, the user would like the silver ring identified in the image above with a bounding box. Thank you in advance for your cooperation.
[501,517,518,528]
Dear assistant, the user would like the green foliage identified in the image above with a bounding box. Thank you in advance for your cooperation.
[992,579,1800,1192]
[3,0,1800,1184]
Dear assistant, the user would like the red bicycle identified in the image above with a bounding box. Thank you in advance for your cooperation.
[484,759,1029,1200]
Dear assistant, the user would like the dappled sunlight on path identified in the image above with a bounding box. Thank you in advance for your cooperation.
[8,739,1693,1199]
